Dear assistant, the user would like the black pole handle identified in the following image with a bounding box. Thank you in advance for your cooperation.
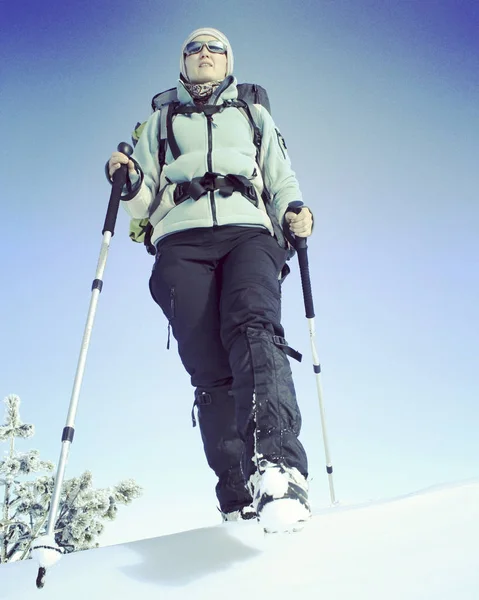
[102,142,134,236]
[285,201,315,319]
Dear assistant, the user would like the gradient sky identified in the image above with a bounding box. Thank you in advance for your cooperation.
[1,0,478,544]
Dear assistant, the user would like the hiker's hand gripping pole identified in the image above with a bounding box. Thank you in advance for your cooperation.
[104,142,134,234]
[32,143,133,589]
[284,201,337,505]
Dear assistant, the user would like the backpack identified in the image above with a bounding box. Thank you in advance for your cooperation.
[128,82,288,257]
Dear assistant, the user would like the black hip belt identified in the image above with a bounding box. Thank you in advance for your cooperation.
[175,172,258,206]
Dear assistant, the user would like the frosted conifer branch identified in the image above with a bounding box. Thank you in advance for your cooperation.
[113,480,143,505]
[0,395,34,441]
[0,451,54,479]
[0,394,142,563]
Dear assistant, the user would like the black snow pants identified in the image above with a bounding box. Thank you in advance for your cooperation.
[149,225,308,513]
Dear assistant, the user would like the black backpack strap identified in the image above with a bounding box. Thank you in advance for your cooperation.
[158,102,170,168]
[140,105,170,256]
[166,102,182,160]
[144,224,155,255]
[166,103,226,161]
[174,104,225,117]
[228,99,263,165]
[232,99,291,258]
[177,172,258,205]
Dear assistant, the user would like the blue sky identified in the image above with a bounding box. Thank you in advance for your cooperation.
[1,0,478,540]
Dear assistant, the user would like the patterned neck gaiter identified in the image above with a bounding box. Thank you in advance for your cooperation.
[183,80,223,104]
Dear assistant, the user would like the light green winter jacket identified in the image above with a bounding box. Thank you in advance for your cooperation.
[121,76,303,247]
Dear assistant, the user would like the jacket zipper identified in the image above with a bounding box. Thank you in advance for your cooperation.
[170,287,176,317]
[206,114,217,226]
[166,287,176,350]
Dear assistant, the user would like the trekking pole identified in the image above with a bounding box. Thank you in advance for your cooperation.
[31,143,134,589]
[285,200,337,505]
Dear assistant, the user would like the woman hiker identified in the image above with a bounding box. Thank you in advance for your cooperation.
[108,27,314,533]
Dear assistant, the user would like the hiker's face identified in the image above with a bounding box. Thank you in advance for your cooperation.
[184,35,227,84]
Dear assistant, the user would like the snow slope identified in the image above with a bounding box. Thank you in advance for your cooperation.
[1,481,478,600]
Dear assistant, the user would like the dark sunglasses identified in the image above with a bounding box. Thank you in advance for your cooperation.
[184,40,227,56]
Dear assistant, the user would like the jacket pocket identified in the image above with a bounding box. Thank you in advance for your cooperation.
[149,275,176,349]
[149,183,177,227]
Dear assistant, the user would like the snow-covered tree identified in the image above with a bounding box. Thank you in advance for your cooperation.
[0,394,142,563]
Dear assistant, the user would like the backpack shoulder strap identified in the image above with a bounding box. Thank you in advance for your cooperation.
[234,84,289,256]
[128,88,180,256]
[165,102,181,161]
[234,83,272,165]
[152,88,181,166]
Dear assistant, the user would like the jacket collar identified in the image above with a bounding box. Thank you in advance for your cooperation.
[177,75,237,106]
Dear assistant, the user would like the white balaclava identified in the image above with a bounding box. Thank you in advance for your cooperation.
[180,28,234,81]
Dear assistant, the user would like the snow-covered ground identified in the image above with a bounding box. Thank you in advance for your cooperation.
[1,480,478,599]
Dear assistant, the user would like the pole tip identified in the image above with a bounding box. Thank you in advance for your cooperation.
[31,534,63,588]
[36,567,46,589]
